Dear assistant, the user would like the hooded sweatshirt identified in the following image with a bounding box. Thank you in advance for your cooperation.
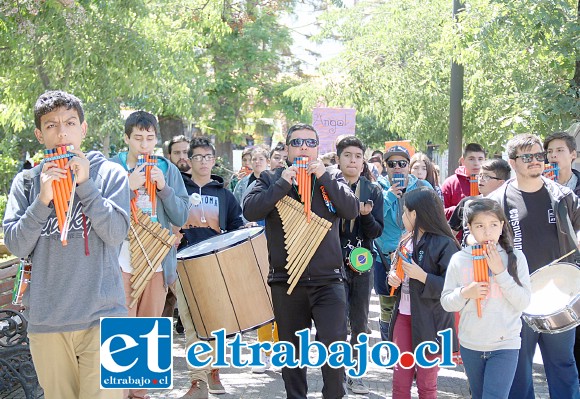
[179,173,244,246]
[110,152,189,286]
[441,166,472,218]
[3,151,130,333]
[441,245,531,351]
[243,167,359,284]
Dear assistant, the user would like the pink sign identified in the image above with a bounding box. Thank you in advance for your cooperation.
[312,108,356,154]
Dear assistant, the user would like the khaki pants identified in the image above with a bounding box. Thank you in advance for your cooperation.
[29,326,122,399]
[122,271,167,398]
[257,322,279,356]
[175,277,216,383]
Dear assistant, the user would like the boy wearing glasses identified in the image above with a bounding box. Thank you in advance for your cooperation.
[441,143,486,218]
[175,136,244,398]
[244,123,359,399]
[110,110,189,399]
[488,133,580,399]
[449,158,511,244]
[374,146,432,341]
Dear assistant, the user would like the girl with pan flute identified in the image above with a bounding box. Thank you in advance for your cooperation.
[387,187,460,399]
[441,198,531,399]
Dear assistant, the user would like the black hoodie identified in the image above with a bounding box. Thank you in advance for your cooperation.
[179,172,243,247]
[243,168,359,284]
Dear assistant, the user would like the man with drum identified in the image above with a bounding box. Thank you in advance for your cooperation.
[336,136,384,395]
[488,133,580,399]
[175,137,244,399]
[244,123,359,399]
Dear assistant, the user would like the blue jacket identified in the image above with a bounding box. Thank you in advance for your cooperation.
[110,152,189,286]
[375,174,432,253]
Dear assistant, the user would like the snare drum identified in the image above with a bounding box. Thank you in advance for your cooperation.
[176,227,274,340]
[522,262,580,334]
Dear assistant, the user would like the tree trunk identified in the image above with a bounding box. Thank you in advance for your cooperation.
[215,139,233,168]
[158,116,185,151]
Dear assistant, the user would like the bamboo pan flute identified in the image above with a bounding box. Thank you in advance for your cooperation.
[128,208,175,308]
[275,196,332,295]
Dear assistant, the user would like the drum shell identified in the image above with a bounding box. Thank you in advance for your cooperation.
[522,262,580,334]
[177,229,273,340]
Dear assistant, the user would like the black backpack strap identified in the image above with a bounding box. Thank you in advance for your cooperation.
[22,170,33,203]
[216,188,227,231]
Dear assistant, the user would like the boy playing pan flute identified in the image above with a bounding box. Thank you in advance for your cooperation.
[3,90,131,399]
[110,111,188,399]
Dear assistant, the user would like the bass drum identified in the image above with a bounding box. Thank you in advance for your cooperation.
[176,227,273,340]
[522,262,580,334]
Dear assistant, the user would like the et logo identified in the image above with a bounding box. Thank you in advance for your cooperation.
[100,317,173,389]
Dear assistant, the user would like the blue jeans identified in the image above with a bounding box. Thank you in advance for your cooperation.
[460,346,519,399]
[508,321,580,399]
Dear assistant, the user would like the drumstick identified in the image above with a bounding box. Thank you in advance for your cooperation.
[548,249,577,265]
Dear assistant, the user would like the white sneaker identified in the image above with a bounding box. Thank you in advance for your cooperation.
[347,377,369,394]
[251,352,271,374]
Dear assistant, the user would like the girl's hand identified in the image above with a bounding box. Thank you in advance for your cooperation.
[402,259,427,283]
[461,281,490,300]
[387,271,402,289]
[485,244,505,275]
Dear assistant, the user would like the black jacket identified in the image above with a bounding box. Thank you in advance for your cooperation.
[488,176,580,266]
[243,167,359,284]
[389,233,460,352]
[340,176,384,255]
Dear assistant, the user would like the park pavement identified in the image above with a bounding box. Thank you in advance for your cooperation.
[157,293,549,399]
[6,294,550,399]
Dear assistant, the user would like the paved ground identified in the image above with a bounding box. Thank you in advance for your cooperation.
[4,294,551,399]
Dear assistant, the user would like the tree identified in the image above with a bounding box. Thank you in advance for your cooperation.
[287,0,580,155]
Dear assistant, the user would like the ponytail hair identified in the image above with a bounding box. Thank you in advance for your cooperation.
[464,198,522,286]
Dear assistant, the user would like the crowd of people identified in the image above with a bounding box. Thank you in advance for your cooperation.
[3,89,580,399]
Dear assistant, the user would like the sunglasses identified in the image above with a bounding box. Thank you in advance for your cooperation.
[386,160,408,168]
[514,152,546,163]
[289,138,318,148]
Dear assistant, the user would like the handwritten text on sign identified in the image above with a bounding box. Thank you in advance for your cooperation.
[312,108,356,153]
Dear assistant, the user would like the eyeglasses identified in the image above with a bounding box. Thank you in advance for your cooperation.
[386,160,409,168]
[514,152,546,163]
[191,154,215,162]
[477,174,503,182]
[289,138,318,148]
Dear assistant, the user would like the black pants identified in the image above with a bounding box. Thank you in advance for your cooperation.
[344,267,371,348]
[271,282,347,399]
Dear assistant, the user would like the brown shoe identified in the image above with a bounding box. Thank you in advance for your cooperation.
[180,380,208,399]
[208,369,226,394]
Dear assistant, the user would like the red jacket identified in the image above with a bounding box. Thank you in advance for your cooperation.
[441,166,471,219]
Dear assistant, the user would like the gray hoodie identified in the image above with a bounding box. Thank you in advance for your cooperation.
[441,245,531,351]
[3,151,131,333]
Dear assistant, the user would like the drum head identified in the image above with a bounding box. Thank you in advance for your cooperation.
[524,262,580,316]
[177,227,264,260]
